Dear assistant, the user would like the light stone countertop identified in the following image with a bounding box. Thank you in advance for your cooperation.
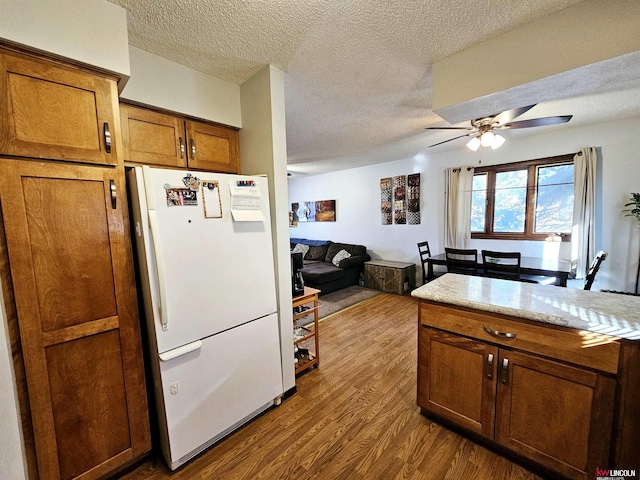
[411,273,640,340]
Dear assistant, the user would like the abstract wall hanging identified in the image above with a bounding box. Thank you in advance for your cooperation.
[380,177,392,225]
[407,173,421,224]
[289,202,299,227]
[393,175,406,224]
[291,200,336,222]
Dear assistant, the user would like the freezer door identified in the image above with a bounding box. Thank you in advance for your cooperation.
[137,166,278,353]
[157,314,283,469]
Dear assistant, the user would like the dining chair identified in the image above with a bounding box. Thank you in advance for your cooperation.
[417,241,432,284]
[584,250,608,290]
[417,241,444,284]
[481,250,521,281]
[445,248,479,275]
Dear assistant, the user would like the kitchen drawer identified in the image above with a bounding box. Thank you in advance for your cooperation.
[420,302,620,374]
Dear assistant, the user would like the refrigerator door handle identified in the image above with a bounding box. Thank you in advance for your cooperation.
[148,210,170,331]
[158,340,203,362]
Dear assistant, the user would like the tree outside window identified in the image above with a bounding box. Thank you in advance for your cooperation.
[471,154,574,241]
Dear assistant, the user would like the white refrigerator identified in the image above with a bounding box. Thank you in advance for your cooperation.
[127,166,284,470]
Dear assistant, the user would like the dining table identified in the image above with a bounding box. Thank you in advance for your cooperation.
[426,253,572,287]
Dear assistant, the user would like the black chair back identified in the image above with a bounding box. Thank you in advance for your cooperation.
[482,250,521,281]
[584,250,608,290]
[445,248,478,275]
[417,241,432,284]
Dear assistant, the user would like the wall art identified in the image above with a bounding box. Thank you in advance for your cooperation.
[407,173,421,224]
[393,175,406,224]
[289,203,299,227]
[291,200,336,222]
[380,177,392,225]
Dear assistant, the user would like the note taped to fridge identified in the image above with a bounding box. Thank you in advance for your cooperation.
[229,179,264,221]
[202,180,222,218]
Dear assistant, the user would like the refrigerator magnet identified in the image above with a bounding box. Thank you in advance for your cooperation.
[202,180,222,218]
[182,173,201,190]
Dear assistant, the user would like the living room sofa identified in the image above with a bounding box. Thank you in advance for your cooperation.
[290,238,371,295]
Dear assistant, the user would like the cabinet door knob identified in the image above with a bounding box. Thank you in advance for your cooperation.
[501,358,509,385]
[484,325,516,339]
[486,353,494,379]
[179,137,185,159]
[103,122,112,154]
[190,139,196,160]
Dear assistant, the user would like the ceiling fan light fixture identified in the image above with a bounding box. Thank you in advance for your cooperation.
[466,136,481,151]
[491,134,505,149]
[480,131,495,147]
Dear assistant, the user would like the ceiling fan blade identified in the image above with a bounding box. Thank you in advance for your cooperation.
[492,104,537,125]
[428,132,474,147]
[502,115,573,129]
[425,126,475,130]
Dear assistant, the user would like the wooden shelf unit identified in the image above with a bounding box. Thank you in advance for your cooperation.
[292,287,320,373]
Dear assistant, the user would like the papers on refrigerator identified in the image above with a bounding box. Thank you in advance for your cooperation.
[229,179,264,221]
[202,180,222,218]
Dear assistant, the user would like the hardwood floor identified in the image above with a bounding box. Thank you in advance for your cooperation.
[117,293,542,480]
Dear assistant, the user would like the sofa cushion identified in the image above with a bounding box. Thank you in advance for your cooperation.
[324,242,367,263]
[291,243,310,257]
[306,244,331,261]
[331,249,351,266]
[300,262,345,284]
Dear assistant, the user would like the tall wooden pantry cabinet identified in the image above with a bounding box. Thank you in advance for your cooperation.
[0,46,150,479]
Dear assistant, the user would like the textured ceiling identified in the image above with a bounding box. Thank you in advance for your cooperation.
[108,0,640,174]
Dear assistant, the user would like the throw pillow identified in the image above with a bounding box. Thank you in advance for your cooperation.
[332,249,351,267]
[291,243,310,257]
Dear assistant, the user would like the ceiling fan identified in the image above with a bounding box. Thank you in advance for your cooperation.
[426,104,572,151]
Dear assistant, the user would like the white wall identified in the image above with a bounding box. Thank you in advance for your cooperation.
[0,0,130,83]
[288,117,640,292]
[240,66,295,393]
[121,46,242,127]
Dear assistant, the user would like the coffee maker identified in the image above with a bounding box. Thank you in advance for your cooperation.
[291,252,305,296]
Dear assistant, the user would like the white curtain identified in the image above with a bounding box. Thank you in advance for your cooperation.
[445,166,475,248]
[572,147,597,278]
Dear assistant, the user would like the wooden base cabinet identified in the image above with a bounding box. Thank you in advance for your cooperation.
[120,103,240,173]
[0,160,150,480]
[418,302,619,480]
[418,329,498,438]
[494,350,615,478]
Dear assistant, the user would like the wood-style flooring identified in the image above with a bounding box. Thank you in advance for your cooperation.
[117,293,542,480]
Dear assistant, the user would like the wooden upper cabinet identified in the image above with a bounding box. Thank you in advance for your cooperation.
[0,49,119,165]
[120,103,240,173]
[185,119,239,173]
[120,104,187,168]
[0,160,150,480]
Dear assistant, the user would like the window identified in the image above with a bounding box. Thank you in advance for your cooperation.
[471,154,574,241]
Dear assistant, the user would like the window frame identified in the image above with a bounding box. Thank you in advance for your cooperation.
[471,154,574,242]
